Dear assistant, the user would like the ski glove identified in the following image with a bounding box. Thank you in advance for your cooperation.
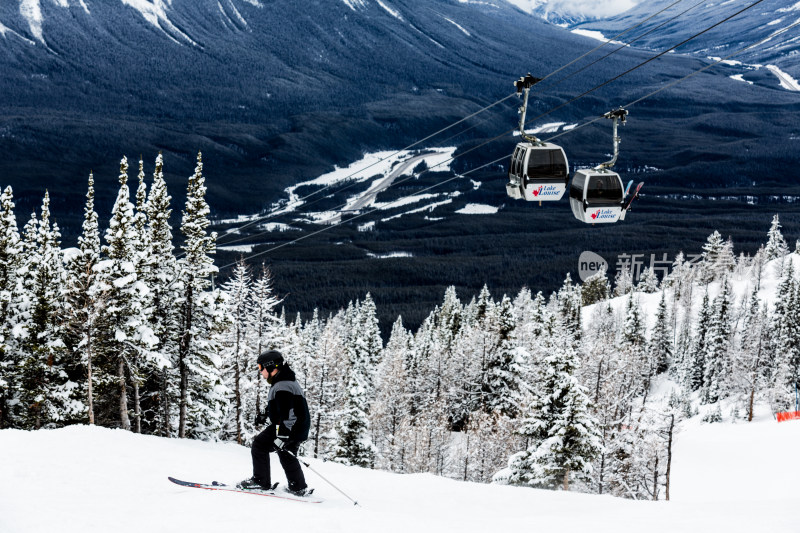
[255,411,267,426]
[273,435,289,450]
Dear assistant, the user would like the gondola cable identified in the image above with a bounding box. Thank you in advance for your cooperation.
[217,0,781,269]
[211,0,692,248]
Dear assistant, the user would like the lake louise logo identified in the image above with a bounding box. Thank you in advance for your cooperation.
[532,185,560,197]
[579,251,607,281]
[590,208,617,221]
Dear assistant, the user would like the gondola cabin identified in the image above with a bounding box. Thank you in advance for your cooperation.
[569,169,627,224]
[506,142,569,202]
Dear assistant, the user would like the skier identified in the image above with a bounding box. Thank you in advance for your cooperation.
[238,350,311,495]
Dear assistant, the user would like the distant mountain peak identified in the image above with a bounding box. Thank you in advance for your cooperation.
[503,0,638,26]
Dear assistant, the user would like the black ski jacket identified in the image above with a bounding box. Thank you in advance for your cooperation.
[267,366,311,443]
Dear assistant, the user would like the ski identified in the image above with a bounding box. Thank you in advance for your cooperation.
[167,477,323,503]
[622,181,644,211]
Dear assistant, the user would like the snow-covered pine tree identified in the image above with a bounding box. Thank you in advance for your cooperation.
[354,293,383,397]
[432,286,464,429]
[127,157,154,433]
[699,230,725,284]
[620,293,650,397]
[18,192,79,429]
[371,316,412,472]
[764,214,789,262]
[332,302,376,467]
[672,274,695,381]
[247,263,282,425]
[684,290,712,392]
[581,266,610,306]
[177,152,229,439]
[481,295,525,418]
[613,266,634,297]
[717,238,737,279]
[663,251,692,300]
[220,259,252,444]
[143,153,181,436]
[96,157,156,430]
[702,279,733,405]
[306,311,346,459]
[637,267,660,293]
[513,288,547,356]
[0,186,22,428]
[504,315,601,491]
[772,262,800,411]
[63,173,107,426]
[648,291,672,376]
[459,288,501,419]
[557,274,582,344]
[733,285,768,421]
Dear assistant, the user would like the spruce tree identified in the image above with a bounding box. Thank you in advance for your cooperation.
[247,263,282,422]
[702,279,733,404]
[734,285,767,421]
[144,153,181,436]
[97,157,151,430]
[637,267,660,293]
[371,316,412,471]
[649,291,672,376]
[0,186,22,428]
[177,152,229,439]
[481,295,524,418]
[621,294,649,396]
[306,312,346,459]
[773,263,800,410]
[18,192,77,428]
[582,266,610,306]
[557,274,582,344]
[506,316,601,490]
[64,173,105,425]
[685,290,712,392]
[699,230,725,283]
[764,214,789,262]
[613,266,633,297]
[333,315,376,467]
[220,260,252,444]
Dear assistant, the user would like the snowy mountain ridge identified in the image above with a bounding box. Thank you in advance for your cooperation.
[3,0,637,47]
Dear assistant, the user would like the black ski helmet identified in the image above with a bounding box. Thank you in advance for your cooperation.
[257,350,284,372]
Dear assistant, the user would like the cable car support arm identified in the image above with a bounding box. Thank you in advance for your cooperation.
[515,74,544,144]
[595,108,628,171]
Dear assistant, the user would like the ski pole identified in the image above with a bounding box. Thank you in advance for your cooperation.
[284,449,360,506]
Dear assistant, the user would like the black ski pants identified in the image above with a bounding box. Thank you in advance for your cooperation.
[251,425,307,491]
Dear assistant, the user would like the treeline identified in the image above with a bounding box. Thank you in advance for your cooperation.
[0,153,225,438]
[1,155,799,500]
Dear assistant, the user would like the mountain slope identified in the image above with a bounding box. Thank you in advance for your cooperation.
[573,0,800,81]
[1,0,798,225]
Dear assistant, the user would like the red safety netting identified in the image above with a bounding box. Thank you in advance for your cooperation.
[776,411,800,422]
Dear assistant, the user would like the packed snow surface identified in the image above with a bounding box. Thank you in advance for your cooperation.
[1,418,798,533]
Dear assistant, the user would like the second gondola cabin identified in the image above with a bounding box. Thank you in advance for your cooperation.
[569,168,627,224]
[506,142,569,202]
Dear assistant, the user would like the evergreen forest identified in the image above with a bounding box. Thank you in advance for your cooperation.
[1,154,798,500]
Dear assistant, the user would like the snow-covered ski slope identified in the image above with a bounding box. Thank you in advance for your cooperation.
[1,419,798,533]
